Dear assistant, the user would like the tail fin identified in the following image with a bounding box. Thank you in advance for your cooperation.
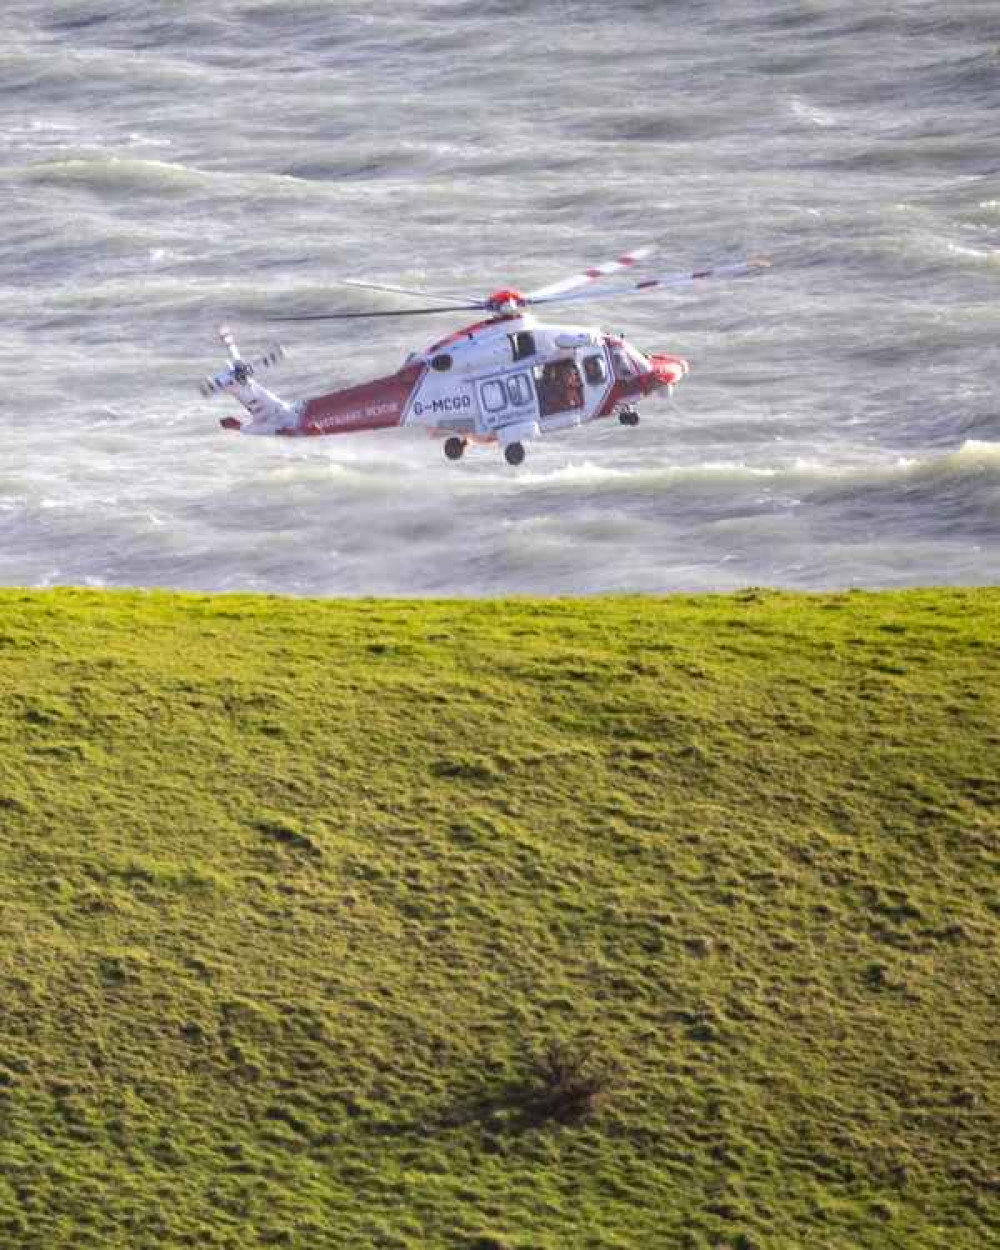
[199,325,286,397]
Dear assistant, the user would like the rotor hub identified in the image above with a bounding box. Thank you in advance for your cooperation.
[485,288,526,314]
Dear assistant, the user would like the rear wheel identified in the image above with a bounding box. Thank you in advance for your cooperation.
[504,441,525,466]
[444,436,466,461]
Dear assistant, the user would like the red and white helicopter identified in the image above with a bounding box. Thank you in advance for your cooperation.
[200,248,765,465]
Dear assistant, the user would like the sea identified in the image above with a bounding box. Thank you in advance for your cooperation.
[2,0,998,596]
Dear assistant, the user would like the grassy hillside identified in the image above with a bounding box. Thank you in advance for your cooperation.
[0,587,997,1250]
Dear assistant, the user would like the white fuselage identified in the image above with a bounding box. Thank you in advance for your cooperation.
[401,314,623,445]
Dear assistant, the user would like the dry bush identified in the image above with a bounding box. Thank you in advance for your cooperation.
[523,1037,621,1123]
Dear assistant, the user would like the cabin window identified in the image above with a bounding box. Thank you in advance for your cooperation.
[506,374,534,408]
[431,353,453,372]
[482,380,508,414]
[510,331,536,362]
[583,354,608,385]
[533,360,584,417]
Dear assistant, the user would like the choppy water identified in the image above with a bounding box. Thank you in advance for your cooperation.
[2,0,998,594]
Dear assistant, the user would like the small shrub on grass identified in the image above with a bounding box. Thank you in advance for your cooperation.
[522,1036,621,1124]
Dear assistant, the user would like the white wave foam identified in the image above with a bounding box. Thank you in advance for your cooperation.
[947,242,1000,265]
[788,96,839,128]
[3,155,337,203]
[10,156,211,193]
[495,445,1000,500]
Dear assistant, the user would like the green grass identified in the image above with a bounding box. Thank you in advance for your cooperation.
[0,587,997,1250]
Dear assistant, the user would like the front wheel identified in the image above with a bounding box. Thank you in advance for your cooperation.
[618,409,640,427]
[504,441,526,466]
[444,436,466,461]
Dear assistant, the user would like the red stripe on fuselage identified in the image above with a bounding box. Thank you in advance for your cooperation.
[595,355,687,418]
[286,363,426,437]
[427,314,518,353]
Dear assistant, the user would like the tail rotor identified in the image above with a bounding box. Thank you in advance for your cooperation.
[199,324,286,397]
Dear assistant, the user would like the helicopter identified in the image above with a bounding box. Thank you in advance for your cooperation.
[200,248,766,466]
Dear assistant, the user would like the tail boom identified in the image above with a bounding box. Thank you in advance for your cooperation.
[202,324,426,438]
[277,363,426,437]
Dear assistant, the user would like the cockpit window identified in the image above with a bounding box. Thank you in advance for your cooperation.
[611,347,636,379]
[583,354,608,385]
[510,331,536,362]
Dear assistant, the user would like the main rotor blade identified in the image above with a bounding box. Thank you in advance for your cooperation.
[526,258,770,306]
[340,278,485,307]
[270,304,486,322]
[268,258,769,321]
[524,245,656,301]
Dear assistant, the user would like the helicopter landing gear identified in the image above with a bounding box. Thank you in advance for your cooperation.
[504,442,526,466]
[618,408,640,427]
[444,436,467,461]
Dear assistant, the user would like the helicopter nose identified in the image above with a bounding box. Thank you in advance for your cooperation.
[649,353,689,386]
